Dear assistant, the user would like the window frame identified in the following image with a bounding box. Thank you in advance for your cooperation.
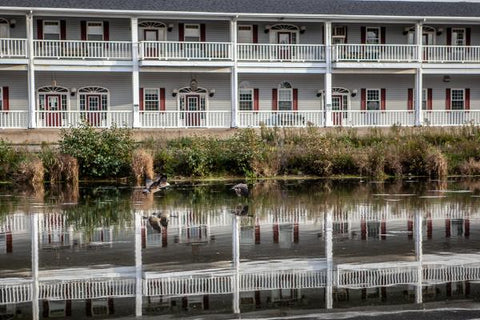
[238,25,253,43]
[86,21,104,41]
[450,88,465,110]
[143,88,160,111]
[184,24,200,42]
[366,27,380,44]
[451,28,466,46]
[43,20,61,40]
[366,88,380,111]
[239,88,254,111]
[278,82,293,111]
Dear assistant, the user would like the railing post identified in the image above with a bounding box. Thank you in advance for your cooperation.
[27,13,36,128]
[324,22,333,127]
[131,18,140,128]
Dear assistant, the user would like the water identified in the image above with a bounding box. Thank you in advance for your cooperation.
[1,179,480,319]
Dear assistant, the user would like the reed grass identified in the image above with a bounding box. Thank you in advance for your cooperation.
[131,149,155,186]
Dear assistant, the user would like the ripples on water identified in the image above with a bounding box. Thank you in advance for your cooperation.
[1,179,480,319]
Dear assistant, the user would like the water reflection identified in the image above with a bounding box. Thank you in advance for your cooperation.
[0,179,480,319]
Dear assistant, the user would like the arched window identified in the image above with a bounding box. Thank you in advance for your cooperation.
[78,86,109,111]
[278,81,293,110]
[37,86,69,111]
[139,21,167,41]
[270,24,299,45]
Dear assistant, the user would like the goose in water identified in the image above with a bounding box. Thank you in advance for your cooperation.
[232,204,249,216]
[143,175,170,194]
[144,212,171,233]
[232,183,249,197]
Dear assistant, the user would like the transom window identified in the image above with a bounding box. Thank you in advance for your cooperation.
[366,89,380,111]
[452,28,465,46]
[278,81,293,111]
[43,20,60,40]
[239,88,253,111]
[144,88,159,111]
[78,86,109,111]
[87,22,103,41]
[238,25,253,43]
[451,89,464,110]
[366,27,380,44]
[184,24,200,42]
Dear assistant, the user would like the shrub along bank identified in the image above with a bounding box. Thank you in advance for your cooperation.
[2,125,480,184]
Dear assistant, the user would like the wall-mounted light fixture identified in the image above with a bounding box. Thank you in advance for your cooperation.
[9,19,16,28]
[402,27,411,36]
[443,75,451,83]
[300,26,306,34]
[167,24,174,32]
[70,87,77,97]
[264,25,272,33]
[209,89,215,97]
[172,89,178,97]
[316,90,322,98]
[351,89,358,97]
[437,28,443,36]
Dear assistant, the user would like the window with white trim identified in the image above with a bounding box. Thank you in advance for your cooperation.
[238,25,253,43]
[144,88,159,111]
[184,24,200,42]
[239,88,253,111]
[422,89,427,110]
[43,20,60,40]
[278,81,293,111]
[87,22,103,41]
[452,28,465,46]
[451,89,464,110]
[366,27,380,44]
[332,26,346,44]
[366,89,380,110]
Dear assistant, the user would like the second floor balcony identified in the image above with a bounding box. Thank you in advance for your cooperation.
[33,40,132,60]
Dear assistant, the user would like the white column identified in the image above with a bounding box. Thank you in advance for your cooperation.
[324,22,333,127]
[232,215,240,314]
[26,13,36,128]
[415,22,423,63]
[414,211,423,304]
[135,212,143,316]
[31,214,39,320]
[414,68,423,127]
[325,208,333,309]
[230,19,238,128]
[131,17,141,128]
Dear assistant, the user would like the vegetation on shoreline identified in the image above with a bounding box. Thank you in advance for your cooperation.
[2,125,480,185]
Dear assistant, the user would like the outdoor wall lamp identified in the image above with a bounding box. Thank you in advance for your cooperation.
[172,89,178,97]
[264,25,272,33]
[9,19,16,28]
[209,89,215,97]
[402,27,410,35]
[437,28,443,36]
[351,89,358,97]
[316,90,322,98]
[167,24,174,32]
[70,87,77,97]
[443,75,451,83]
[300,26,306,34]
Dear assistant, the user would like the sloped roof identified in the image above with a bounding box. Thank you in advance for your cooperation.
[0,0,478,18]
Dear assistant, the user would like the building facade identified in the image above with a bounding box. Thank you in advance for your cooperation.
[0,0,480,129]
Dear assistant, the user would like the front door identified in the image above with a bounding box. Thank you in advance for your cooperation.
[144,29,159,58]
[332,95,347,125]
[46,95,62,127]
[186,95,200,127]
[86,95,102,126]
[277,32,292,60]
[0,22,9,39]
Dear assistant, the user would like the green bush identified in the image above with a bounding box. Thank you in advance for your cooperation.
[0,140,26,181]
[59,124,134,178]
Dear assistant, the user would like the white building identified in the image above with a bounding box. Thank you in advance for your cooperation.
[0,0,479,129]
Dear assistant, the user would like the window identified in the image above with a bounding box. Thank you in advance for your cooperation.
[184,24,200,42]
[452,28,465,46]
[239,88,253,111]
[238,25,253,43]
[87,22,103,41]
[43,20,60,40]
[422,89,427,110]
[144,88,159,111]
[451,89,464,110]
[366,27,380,44]
[332,26,346,44]
[366,89,380,110]
[278,82,293,111]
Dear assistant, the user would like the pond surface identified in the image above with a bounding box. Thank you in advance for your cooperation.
[1,178,480,319]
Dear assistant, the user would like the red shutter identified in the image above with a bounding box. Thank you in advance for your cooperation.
[66,300,72,316]
[139,88,144,111]
[108,298,114,315]
[178,23,184,41]
[445,88,451,110]
[361,88,366,110]
[103,21,109,41]
[321,25,324,44]
[2,87,9,111]
[427,88,433,110]
[381,88,386,111]
[5,233,11,253]
[407,88,413,111]
[200,24,206,42]
[465,88,470,110]
[253,88,259,111]
[381,27,386,44]
[37,20,43,39]
[344,26,348,43]
[80,21,87,41]
[160,88,166,111]
[466,28,471,46]
[272,89,277,111]
[60,20,66,40]
[293,88,298,111]
[252,25,258,43]
[361,26,366,44]
[446,28,452,46]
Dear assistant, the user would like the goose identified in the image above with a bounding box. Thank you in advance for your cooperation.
[145,215,162,233]
[231,183,249,197]
[143,175,170,194]
[232,204,249,216]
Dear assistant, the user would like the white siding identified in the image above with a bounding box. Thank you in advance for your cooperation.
[0,71,27,111]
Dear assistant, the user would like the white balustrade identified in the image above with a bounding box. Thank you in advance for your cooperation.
[140,111,230,128]
[36,110,132,128]
[423,110,480,126]
[0,111,28,128]
[140,41,232,60]
[333,44,417,62]
[33,40,132,60]
[0,280,32,304]
[238,111,324,128]
[335,110,416,127]
[237,44,325,62]
[424,45,480,63]
[0,38,27,58]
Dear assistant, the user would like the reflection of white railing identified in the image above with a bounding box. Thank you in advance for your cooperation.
[238,111,324,128]
[334,44,417,62]
[337,264,418,288]
[0,111,29,128]
[36,110,132,128]
[237,44,325,62]
[140,111,231,128]
[34,40,132,60]
[140,41,232,60]
[0,213,29,233]
[0,280,32,304]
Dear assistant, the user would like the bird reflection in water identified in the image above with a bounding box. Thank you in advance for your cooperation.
[231,183,251,217]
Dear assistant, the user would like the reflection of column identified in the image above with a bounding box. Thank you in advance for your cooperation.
[294,222,299,243]
[414,211,423,304]
[232,215,240,314]
[6,231,12,253]
[427,213,432,240]
[465,219,470,238]
[325,209,333,309]
[135,213,143,317]
[255,217,260,245]
[273,223,279,243]
[381,219,386,240]
[32,214,39,320]
[360,218,366,240]
[408,219,413,240]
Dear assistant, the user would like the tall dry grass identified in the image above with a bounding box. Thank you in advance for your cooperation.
[132,149,155,186]
[14,157,45,186]
[50,154,79,184]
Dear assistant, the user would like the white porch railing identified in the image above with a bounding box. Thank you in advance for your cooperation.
[36,111,132,128]
[0,279,32,305]
[33,40,132,60]
[0,111,29,128]
[139,41,232,60]
[422,110,480,126]
[424,45,480,63]
[140,111,231,128]
[333,110,416,127]
[237,44,325,62]
[238,111,324,128]
[333,44,417,62]
[0,38,27,58]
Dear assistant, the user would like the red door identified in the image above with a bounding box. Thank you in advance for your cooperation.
[46,95,62,127]
[144,29,159,58]
[332,95,345,126]
[186,95,201,127]
[277,32,292,60]
[86,95,102,126]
